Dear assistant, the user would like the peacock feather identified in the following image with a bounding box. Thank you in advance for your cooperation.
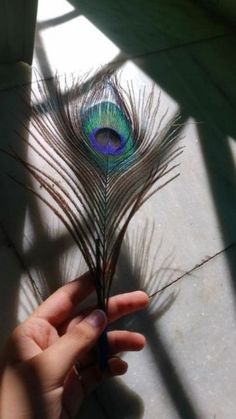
[6,69,183,368]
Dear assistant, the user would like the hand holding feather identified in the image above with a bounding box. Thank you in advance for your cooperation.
[0,275,148,418]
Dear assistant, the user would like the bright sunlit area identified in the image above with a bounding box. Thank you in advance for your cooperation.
[34,0,121,76]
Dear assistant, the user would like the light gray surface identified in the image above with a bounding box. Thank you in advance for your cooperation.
[0,1,236,418]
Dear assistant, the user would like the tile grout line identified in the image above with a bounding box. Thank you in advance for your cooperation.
[114,33,236,63]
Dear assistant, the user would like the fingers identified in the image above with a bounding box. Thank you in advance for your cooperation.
[68,330,145,374]
[31,274,147,329]
[31,273,94,326]
[58,290,147,370]
[62,290,149,333]
[108,330,145,354]
[107,290,149,323]
[29,309,107,389]
[25,285,148,392]
[75,356,128,395]
[62,356,128,415]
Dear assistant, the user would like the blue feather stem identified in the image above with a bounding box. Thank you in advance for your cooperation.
[97,327,109,372]
[95,238,109,371]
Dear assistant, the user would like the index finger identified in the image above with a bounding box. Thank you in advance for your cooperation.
[31,272,94,325]
[61,290,149,334]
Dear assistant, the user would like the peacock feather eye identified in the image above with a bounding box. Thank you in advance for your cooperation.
[81,101,134,171]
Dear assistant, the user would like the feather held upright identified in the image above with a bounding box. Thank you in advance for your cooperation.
[9,70,182,318]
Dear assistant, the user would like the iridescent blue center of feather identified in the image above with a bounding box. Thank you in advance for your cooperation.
[89,127,125,155]
[82,101,133,171]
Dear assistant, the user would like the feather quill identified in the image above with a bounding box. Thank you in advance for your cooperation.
[6,70,183,368]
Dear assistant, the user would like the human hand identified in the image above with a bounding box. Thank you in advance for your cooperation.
[0,273,148,419]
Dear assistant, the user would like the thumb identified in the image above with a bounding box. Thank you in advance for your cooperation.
[29,310,107,388]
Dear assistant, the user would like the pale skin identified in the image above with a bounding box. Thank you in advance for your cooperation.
[0,273,149,419]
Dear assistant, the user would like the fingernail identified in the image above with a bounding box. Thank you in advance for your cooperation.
[85,309,106,328]
[121,360,128,372]
[108,357,128,375]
